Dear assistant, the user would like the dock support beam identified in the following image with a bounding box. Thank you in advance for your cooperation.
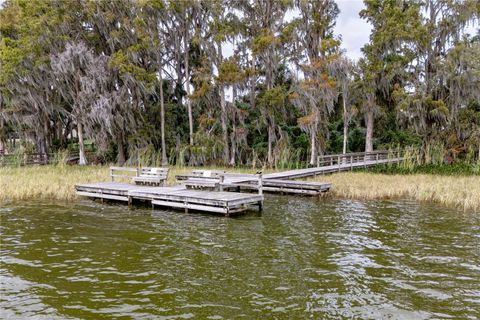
[258,201,263,212]
[257,173,263,211]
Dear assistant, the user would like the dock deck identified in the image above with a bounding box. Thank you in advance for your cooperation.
[75,182,263,216]
[76,150,405,215]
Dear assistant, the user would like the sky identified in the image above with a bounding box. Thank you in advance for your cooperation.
[335,0,371,60]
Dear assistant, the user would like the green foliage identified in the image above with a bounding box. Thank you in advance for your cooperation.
[258,86,288,109]
[252,29,277,55]
[0,0,478,168]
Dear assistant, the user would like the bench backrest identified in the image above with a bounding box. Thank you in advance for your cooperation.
[191,170,225,178]
[139,167,169,178]
[110,167,139,181]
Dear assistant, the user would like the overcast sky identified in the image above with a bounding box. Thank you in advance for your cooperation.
[335,0,371,60]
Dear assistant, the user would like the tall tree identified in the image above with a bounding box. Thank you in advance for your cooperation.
[290,0,341,164]
[360,0,426,152]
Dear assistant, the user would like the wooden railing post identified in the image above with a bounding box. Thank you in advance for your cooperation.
[257,173,263,211]
[257,173,263,196]
[219,174,225,192]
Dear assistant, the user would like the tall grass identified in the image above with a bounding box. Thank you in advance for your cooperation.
[1,165,478,213]
[0,165,264,203]
[0,165,109,202]
[312,172,480,213]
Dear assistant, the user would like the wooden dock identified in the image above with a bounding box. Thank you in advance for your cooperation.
[263,150,403,180]
[75,182,263,216]
[224,179,331,195]
[75,150,405,215]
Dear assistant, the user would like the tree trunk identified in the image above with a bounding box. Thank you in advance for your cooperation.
[365,110,374,153]
[175,134,181,165]
[77,122,87,165]
[267,124,274,165]
[159,71,168,166]
[249,61,256,109]
[309,130,316,166]
[185,36,193,146]
[342,98,348,155]
[43,119,51,154]
[218,45,229,165]
[229,86,237,166]
[57,120,64,148]
[229,126,236,167]
[116,131,126,166]
[0,117,5,153]
[220,85,229,164]
[37,134,46,154]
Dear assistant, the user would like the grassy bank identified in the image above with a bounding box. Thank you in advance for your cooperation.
[311,172,479,213]
[0,165,259,202]
[1,165,478,213]
[360,162,480,175]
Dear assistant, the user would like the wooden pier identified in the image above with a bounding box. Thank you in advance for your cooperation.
[75,182,263,216]
[263,150,403,180]
[75,150,405,215]
[224,179,331,196]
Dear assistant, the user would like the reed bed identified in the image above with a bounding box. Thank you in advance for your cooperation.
[312,172,480,213]
[0,165,261,203]
[0,166,109,202]
[1,165,478,213]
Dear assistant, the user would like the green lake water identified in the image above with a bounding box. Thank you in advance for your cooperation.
[1,198,479,319]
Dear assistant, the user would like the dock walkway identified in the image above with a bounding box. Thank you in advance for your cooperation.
[75,182,263,216]
[75,150,405,215]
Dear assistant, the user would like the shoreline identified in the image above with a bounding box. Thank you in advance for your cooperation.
[1,165,478,213]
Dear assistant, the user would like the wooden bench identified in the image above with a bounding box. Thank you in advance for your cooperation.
[182,170,264,198]
[182,170,226,190]
[110,167,139,181]
[175,170,226,181]
[132,167,169,186]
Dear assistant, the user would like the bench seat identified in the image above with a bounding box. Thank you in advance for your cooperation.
[132,167,169,186]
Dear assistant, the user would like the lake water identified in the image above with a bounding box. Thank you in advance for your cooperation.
[1,198,479,319]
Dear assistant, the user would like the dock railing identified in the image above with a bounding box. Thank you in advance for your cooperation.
[110,167,139,182]
[316,149,404,169]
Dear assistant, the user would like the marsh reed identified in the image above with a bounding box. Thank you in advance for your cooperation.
[1,164,478,212]
[0,165,261,202]
[312,172,479,213]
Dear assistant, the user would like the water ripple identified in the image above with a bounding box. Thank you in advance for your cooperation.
[0,199,479,318]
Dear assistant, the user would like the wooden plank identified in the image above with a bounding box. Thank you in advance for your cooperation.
[152,200,248,214]
[152,200,229,214]
[110,166,138,171]
[225,184,323,195]
[241,179,331,190]
[76,191,128,201]
[260,157,402,180]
